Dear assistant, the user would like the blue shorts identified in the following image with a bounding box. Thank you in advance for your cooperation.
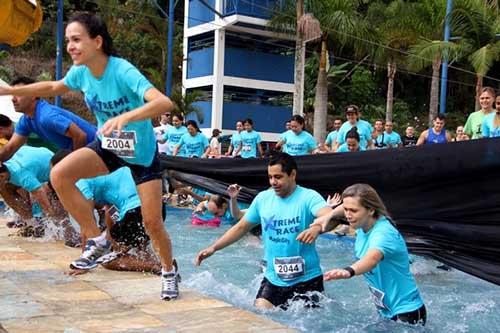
[87,139,162,185]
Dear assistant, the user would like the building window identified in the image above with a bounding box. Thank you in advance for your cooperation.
[188,32,215,52]
[224,86,292,107]
[225,31,293,56]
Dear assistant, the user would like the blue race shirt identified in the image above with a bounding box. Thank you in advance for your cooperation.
[374,131,402,149]
[240,130,262,158]
[76,167,141,222]
[359,119,374,134]
[281,130,317,156]
[15,100,96,150]
[481,113,500,138]
[64,56,156,166]
[245,186,327,287]
[4,146,53,192]
[230,132,242,156]
[279,130,291,153]
[177,132,209,157]
[163,125,188,156]
[325,130,338,146]
[355,216,424,318]
[336,121,373,149]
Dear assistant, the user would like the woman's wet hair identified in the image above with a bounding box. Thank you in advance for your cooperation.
[185,120,201,132]
[172,113,184,122]
[346,127,360,142]
[290,115,305,126]
[481,86,496,98]
[268,152,297,176]
[68,12,116,56]
[243,118,254,126]
[342,184,391,220]
[210,195,228,209]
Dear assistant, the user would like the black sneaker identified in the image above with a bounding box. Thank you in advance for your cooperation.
[70,239,111,270]
[161,259,180,300]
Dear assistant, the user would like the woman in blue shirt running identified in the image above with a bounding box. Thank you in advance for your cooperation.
[173,120,209,158]
[0,13,179,300]
[311,184,426,325]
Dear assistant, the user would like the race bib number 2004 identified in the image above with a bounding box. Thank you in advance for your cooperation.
[101,130,136,157]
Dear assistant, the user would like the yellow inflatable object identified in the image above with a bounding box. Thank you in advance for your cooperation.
[0,0,43,47]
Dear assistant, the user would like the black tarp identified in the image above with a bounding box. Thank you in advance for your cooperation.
[160,138,500,286]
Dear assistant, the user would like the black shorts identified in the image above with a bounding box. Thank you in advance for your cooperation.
[256,275,324,309]
[109,207,149,248]
[391,304,427,326]
[109,206,167,248]
[87,139,162,185]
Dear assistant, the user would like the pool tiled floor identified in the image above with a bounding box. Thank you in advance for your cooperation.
[0,219,293,332]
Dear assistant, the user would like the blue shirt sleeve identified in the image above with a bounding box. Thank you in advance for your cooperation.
[396,133,402,145]
[256,132,262,144]
[120,64,154,102]
[201,134,209,149]
[14,116,30,137]
[368,225,399,258]
[18,173,42,192]
[244,193,263,224]
[306,134,317,151]
[308,190,327,217]
[76,179,94,201]
[176,134,186,148]
[63,65,82,90]
[42,110,73,136]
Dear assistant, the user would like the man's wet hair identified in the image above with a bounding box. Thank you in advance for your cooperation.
[0,115,12,128]
[268,152,297,176]
[11,76,35,86]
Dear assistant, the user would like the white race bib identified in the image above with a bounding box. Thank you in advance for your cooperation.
[107,205,120,222]
[368,285,389,311]
[273,256,305,281]
[101,130,136,157]
[242,145,251,152]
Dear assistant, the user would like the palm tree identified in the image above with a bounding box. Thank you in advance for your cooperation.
[270,0,372,143]
[450,0,500,110]
[367,0,421,122]
[407,0,464,124]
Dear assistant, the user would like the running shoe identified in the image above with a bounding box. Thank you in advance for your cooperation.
[6,219,26,228]
[161,259,180,300]
[70,239,111,270]
[95,251,120,265]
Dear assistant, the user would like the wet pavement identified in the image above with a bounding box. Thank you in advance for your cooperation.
[0,218,294,332]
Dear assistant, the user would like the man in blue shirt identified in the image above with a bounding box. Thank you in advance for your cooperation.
[0,77,96,163]
[195,153,335,309]
[0,146,63,219]
[374,121,402,149]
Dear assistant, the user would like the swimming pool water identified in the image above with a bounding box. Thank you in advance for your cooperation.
[165,206,500,333]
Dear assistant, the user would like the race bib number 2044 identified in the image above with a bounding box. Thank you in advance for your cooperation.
[101,130,136,158]
[274,256,305,281]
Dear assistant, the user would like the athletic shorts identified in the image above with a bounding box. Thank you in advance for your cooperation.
[87,139,162,185]
[109,207,149,248]
[255,275,324,309]
[109,206,167,248]
[391,304,427,326]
